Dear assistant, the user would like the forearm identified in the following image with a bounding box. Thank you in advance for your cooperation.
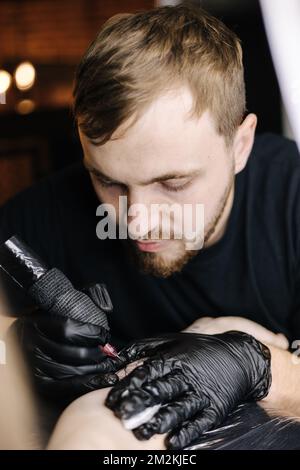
[184,316,289,349]
[261,344,300,417]
[47,387,166,450]
[47,360,166,450]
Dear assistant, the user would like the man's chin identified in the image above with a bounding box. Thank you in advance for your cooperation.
[126,239,199,278]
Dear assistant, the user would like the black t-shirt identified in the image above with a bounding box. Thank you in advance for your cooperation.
[1,132,300,347]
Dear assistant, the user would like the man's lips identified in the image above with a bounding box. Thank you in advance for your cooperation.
[135,240,169,252]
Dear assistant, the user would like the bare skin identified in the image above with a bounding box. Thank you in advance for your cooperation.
[0,309,39,449]
[184,316,289,350]
[47,361,166,450]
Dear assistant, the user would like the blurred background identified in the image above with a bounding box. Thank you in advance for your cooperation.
[0,0,290,206]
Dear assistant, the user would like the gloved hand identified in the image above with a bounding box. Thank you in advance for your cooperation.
[9,311,125,404]
[105,331,272,449]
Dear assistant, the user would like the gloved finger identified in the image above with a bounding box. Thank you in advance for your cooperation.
[118,336,177,363]
[12,316,124,367]
[133,392,209,439]
[30,314,110,347]
[32,346,124,379]
[231,321,289,350]
[27,328,111,366]
[112,371,193,419]
[35,369,119,402]
[105,358,176,409]
[166,407,218,450]
[8,315,109,362]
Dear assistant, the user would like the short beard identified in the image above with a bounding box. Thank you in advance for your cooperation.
[124,175,235,278]
[126,241,197,278]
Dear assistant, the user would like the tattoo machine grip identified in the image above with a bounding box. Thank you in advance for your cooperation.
[0,235,110,330]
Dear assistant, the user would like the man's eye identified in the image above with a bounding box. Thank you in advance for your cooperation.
[161,180,191,192]
[96,177,119,188]
[99,179,115,187]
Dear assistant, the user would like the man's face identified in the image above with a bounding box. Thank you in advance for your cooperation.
[80,87,237,277]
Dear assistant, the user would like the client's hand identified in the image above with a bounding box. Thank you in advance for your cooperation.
[105,331,272,449]
[8,311,125,404]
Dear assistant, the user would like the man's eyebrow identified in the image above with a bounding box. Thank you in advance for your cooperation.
[84,161,202,185]
[143,170,203,185]
[84,162,120,184]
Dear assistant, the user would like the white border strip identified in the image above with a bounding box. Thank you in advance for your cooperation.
[260,0,300,150]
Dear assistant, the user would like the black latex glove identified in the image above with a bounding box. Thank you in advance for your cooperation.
[105,331,272,449]
[9,311,124,404]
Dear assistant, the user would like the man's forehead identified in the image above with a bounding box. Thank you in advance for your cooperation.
[80,118,214,169]
[79,88,223,183]
[79,88,216,153]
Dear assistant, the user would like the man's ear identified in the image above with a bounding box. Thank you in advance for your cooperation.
[232,113,257,175]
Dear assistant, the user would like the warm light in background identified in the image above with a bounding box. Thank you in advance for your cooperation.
[16,99,36,115]
[0,70,12,94]
[14,62,36,91]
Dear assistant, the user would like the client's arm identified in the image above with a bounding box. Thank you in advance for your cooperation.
[184,316,289,349]
[47,361,166,450]
[47,386,166,450]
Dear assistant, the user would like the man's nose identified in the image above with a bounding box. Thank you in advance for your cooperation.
[127,188,159,239]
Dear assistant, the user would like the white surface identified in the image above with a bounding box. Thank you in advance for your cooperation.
[260,0,300,150]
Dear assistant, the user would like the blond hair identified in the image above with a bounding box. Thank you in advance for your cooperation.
[73,4,246,146]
